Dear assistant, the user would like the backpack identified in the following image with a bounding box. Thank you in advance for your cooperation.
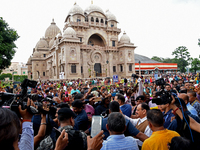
[55,129,86,150]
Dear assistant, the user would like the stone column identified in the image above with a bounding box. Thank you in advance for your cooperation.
[108,52,113,77]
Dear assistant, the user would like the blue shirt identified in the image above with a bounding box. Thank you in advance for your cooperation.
[101,134,139,150]
[95,104,108,115]
[74,109,88,131]
[163,109,175,128]
[186,103,198,117]
[120,104,132,117]
[191,100,200,118]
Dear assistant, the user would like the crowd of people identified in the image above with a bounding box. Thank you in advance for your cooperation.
[0,73,200,150]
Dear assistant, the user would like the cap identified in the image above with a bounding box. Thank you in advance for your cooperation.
[58,108,76,119]
[136,95,145,101]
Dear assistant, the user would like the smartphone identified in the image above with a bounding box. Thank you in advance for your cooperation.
[94,97,102,102]
[92,87,98,91]
[91,116,102,137]
[54,127,61,138]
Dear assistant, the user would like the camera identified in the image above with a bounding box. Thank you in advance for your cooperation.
[0,79,40,116]
[152,78,172,105]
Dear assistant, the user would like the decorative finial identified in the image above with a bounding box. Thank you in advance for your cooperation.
[91,0,93,4]
[123,31,126,34]
[51,18,56,24]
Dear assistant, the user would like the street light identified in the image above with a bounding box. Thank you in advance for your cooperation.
[139,60,141,77]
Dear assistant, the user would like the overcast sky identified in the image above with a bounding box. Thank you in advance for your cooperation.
[1,0,200,63]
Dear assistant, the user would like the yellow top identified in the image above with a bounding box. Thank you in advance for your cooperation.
[142,129,180,150]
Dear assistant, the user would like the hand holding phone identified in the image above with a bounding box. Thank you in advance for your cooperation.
[91,116,102,137]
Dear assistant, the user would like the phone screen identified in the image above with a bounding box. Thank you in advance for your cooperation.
[92,87,98,91]
[91,115,102,137]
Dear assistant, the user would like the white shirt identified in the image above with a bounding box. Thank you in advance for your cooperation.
[124,116,152,146]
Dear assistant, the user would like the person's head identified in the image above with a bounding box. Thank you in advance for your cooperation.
[72,99,84,114]
[184,82,190,91]
[136,95,145,105]
[49,87,53,92]
[178,79,183,85]
[102,97,110,106]
[169,136,192,150]
[58,108,76,127]
[131,96,135,106]
[109,101,120,113]
[115,94,125,105]
[144,82,148,88]
[0,108,20,150]
[53,97,61,104]
[178,93,189,105]
[136,103,150,118]
[106,112,126,134]
[187,91,196,103]
[174,98,187,112]
[55,103,70,118]
[72,85,76,90]
[147,109,164,131]
[165,84,171,92]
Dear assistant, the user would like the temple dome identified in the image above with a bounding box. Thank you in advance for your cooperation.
[68,3,84,16]
[63,25,76,38]
[33,51,41,58]
[45,19,61,39]
[35,38,48,49]
[49,38,54,48]
[85,4,104,15]
[119,32,130,43]
[105,10,117,21]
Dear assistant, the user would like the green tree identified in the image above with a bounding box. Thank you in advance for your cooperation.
[151,56,163,62]
[0,17,19,71]
[162,58,176,63]
[198,39,200,47]
[172,46,191,72]
[190,58,200,73]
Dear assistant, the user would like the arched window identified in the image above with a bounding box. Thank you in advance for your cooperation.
[120,65,123,72]
[91,17,94,22]
[77,17,81,22]
[85,17,88,22]
[105,21,107,25]
[71,64,76,73]
[101,19,104,23]
[129,64,132,71]
[96,18,99,23]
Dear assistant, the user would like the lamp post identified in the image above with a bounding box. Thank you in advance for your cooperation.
[10,69,14,83]
[106,60,109,77]
[139,60,141,77]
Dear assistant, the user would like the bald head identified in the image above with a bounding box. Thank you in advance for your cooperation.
[178,93,189,104]
[53,97,61,104]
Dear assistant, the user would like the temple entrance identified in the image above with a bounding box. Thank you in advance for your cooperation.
[94,63,101,77]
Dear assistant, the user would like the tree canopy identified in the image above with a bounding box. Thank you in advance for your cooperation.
[151,56,163,62]
[172,46,191,73]
[0,17,19,71]
[190,58,200,73]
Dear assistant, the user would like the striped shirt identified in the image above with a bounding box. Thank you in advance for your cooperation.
[19,122,34,150]
[101,134,139,150]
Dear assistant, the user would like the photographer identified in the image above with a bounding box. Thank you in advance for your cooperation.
[0,98,35,150]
